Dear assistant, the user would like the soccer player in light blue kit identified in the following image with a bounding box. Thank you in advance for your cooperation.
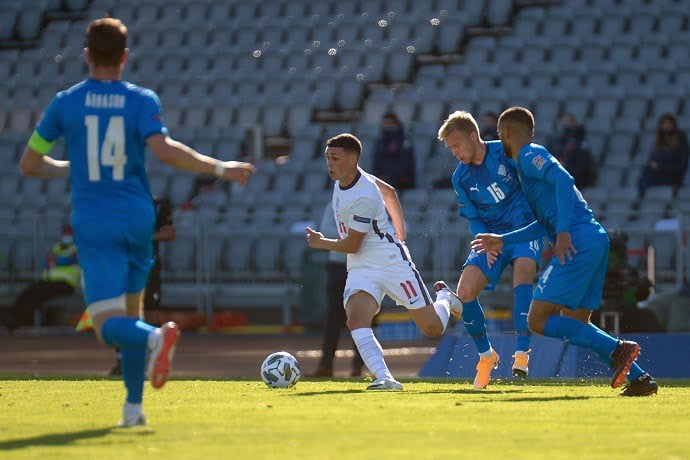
[472,107,658,396]
[19,18,257,425]
[436,111,542,388]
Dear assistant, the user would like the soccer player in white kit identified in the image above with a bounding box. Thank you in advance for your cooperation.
[306,133,461,390]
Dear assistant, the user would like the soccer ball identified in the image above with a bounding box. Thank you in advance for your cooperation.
[260,351,301,388]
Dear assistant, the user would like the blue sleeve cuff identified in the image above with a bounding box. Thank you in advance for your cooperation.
[502,221,548,245]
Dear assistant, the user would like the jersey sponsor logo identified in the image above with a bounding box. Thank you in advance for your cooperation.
[353,215,371,224]
[532,155,546,170]
[469,185,479,192]
[498,164,507,176]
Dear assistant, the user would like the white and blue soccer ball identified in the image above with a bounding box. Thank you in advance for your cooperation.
[261,351,301,388]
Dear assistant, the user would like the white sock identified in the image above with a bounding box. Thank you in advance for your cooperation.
[351,328,393,381]
[123,402,143,417]
[147,328,161,351]
[432,300,450,333]
[479,347,494,359]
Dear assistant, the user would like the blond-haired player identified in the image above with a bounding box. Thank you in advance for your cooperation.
[436,110,543,388]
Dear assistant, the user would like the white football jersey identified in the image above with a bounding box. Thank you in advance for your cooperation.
[332,168,408,270]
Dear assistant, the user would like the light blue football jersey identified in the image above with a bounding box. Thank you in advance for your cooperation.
[452,140,536,234]
[514,143,596,240]
[35,78,168,221]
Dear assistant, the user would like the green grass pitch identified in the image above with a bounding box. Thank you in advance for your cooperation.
[2,376,689,459]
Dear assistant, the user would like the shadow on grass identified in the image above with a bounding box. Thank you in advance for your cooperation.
[293,389,365,396]
[407,388,525,395]
[0,426,153,450]
[498,395,603,402]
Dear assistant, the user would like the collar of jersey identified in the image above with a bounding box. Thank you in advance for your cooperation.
[339,171,362,191]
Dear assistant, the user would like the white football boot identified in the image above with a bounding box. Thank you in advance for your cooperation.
[366,377,403,391]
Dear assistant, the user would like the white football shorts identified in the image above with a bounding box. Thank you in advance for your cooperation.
[343,259,432,311]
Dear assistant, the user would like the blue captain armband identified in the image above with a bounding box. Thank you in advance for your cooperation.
[28,131,56,155]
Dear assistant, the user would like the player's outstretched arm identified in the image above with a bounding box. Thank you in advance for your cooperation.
[147,134,256,185]
[305,227,366,254]
[373,177,406,241]
[19,147,69,179]
[471,233,504,254]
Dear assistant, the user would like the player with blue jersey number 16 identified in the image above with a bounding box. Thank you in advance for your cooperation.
[19,18,256,426]
[471,107,657,397]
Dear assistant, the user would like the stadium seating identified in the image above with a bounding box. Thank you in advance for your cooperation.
[1,0,689,316]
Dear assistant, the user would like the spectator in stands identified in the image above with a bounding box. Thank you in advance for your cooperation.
[372,112,415,191]
[111,196,175,375]
[480,111,499,141]
[5,227,80,331]
[310,203,366,378]
[548,113,595,188]
[597,229,661,333]
[637,113,689,196]
[645,282,690,333]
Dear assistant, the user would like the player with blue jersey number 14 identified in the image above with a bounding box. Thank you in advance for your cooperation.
[19,18,256,426]
[471,107,658,397]
[437,111,543,389]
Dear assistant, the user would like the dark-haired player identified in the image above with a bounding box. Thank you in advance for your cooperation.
[472,107,657,396]
[19,18,256,425]
[306,133,460,391]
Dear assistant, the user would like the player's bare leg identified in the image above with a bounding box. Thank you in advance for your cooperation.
[511,257,537,377]
[407,304,447,337]
[126,291,144,319]
[455,266,499,388]
[525,299,562,334]
[346,291,401,390]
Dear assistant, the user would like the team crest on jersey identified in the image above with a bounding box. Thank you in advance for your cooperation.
[353,215,371,224]
[497,164,507,176]
[532,155,546,170]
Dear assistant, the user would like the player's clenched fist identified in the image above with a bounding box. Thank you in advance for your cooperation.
[305,227,325,249]
[221,161,257,185]
[471,233,504,254]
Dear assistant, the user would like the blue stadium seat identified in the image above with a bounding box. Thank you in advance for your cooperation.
[337,76,365,111]
[486,0,512,26]
[411,21,436,54]
[312,75,337,109]
[386,17,413,46]
[513,8,542,39]
[362,88,393,124]
[386,49,413,81]
[435,13,466,55]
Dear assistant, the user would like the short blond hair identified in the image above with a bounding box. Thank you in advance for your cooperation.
[437,110,480,141]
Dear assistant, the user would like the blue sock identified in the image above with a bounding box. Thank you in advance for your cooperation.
[121,347,146,404]
[101,317,155,349]
[513,284,532,352]
[589,324,646,381]
[461,298,491,354]
[543,315,618,357]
